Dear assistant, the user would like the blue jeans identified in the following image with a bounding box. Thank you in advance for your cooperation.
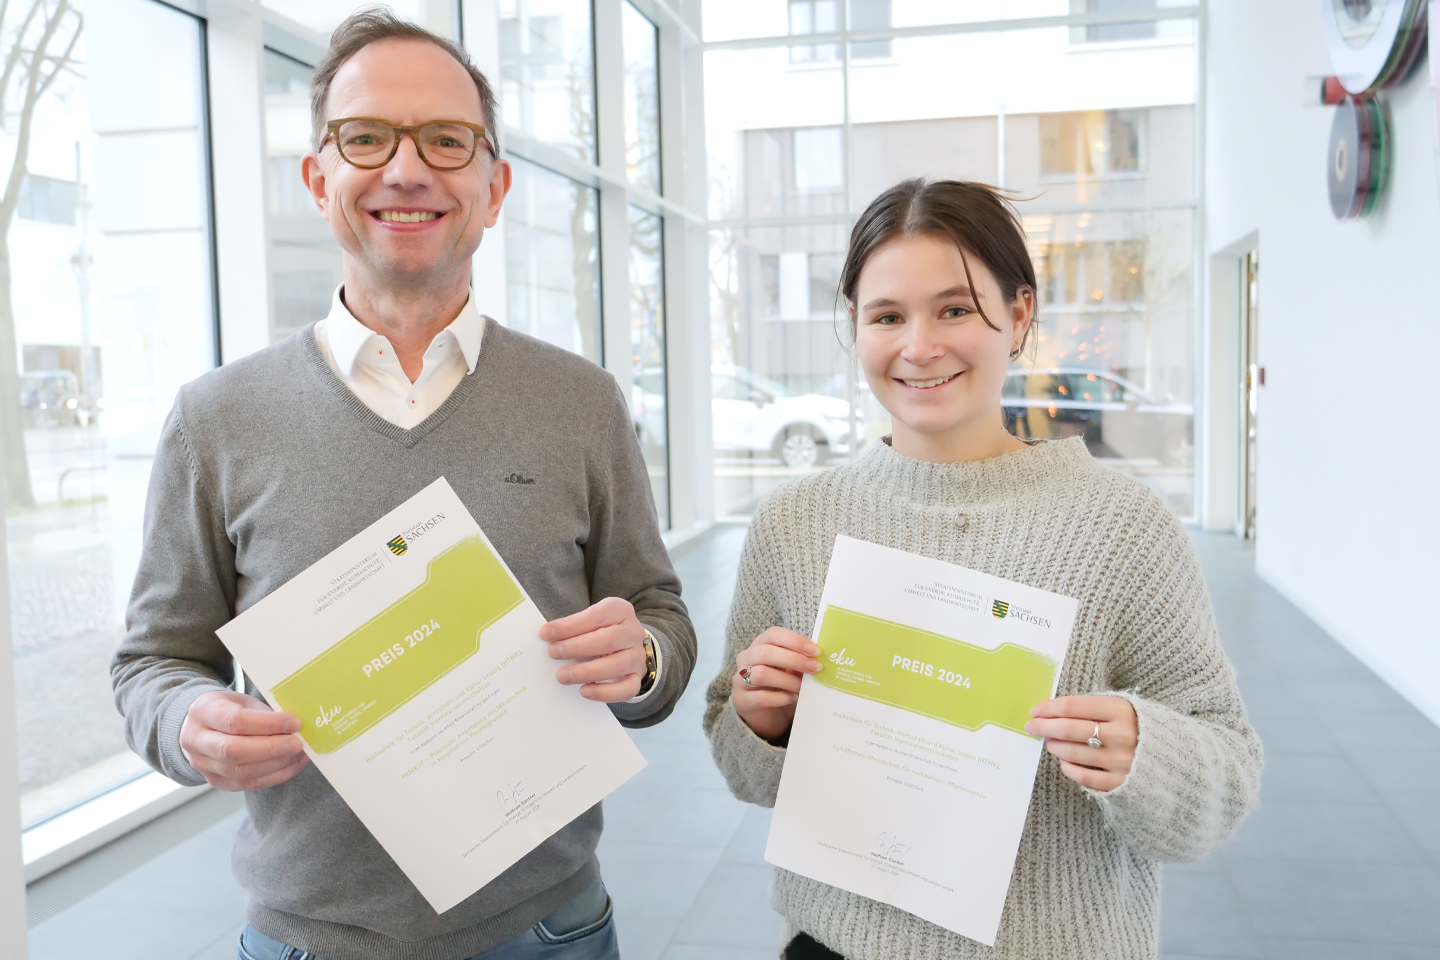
[237,876,618,960]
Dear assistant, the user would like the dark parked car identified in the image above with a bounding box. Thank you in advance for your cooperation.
[1002,367,1192,466]
[20,370,81,429]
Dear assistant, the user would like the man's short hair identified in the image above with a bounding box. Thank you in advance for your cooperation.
[310,6,500,156]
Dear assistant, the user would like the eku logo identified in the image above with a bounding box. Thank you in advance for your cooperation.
[387,535,408,556]
[991,599,1010,620]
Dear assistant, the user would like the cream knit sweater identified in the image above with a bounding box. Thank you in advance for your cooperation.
[703,437,1262,960]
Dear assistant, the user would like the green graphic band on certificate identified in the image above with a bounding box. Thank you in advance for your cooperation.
[814,606,1057,736]
[273,535,523,755]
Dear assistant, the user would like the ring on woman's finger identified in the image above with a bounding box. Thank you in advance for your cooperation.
[1087,723,1103,750]
[739,667,755,687]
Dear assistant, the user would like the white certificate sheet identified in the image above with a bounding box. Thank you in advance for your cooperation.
[217,477,647,913]
[766,535,1077,945]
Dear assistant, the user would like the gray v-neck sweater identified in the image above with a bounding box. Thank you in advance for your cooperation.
[112,321,695,960]
[704,438,1262,960]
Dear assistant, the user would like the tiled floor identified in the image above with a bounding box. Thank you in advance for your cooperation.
[26,526,1440,960]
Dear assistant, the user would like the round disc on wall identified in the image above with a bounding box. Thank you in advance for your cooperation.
[1323,0,1426,93]
[1361,96,1390,216]
[1328,97,1369,218]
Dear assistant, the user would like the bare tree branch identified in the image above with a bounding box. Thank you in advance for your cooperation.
[2,0,76,221]
[0,0,44,112]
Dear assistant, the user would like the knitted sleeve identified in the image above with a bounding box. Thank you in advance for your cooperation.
[1088,496,1263,862]
[588,381,696,727]
[701,497,792,806]
[109,391,237,787]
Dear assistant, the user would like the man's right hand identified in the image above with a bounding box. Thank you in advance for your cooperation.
[179,690,308,791]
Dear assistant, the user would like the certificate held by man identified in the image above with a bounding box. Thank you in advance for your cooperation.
[766,535,1078,946]
[216,477,647,914]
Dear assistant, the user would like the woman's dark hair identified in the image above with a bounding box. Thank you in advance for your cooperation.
[839,179,1037,354]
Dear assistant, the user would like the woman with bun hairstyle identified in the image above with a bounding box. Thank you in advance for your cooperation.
[703,179,1261,960]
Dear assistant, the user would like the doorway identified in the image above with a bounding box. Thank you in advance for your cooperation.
[1240,248,1259,539]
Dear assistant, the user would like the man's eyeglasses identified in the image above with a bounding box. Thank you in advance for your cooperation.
[322,118,495,170]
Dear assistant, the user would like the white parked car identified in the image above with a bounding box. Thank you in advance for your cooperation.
[711,365,856,468]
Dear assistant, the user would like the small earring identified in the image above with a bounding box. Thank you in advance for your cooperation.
[1009,347,1022,360]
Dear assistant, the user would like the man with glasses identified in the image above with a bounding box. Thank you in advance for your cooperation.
[111,11,693,960]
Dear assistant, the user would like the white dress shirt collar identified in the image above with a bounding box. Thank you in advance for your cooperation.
[324,285,483,378]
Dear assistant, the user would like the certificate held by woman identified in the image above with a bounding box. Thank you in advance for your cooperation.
[766,534,1077,946]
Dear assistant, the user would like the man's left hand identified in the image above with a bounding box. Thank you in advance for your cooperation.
[541,596,648,702]
[1025,695,1139,792]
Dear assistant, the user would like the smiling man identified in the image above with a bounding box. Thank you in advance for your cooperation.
[110,11,694,960]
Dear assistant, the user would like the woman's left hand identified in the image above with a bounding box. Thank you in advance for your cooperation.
[1024,696,1138,792]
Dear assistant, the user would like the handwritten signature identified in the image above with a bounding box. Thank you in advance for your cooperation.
[872,831,910,861]
[497,778,530,811]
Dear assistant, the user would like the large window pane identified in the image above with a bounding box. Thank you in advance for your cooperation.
[266,50,343,342]
[261,0,458,38]
[629,207,667,527]
[704,47,844,221]
[499,0,597,163]
[709,225,859,518]
[622,1,661,194]
[1020,209,1194,514]
[3,0,215,825]
[707,16,1198,518]
[504,157,602,362]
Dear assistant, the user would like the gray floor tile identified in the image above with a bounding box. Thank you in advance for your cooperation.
[1252,752,1377,804]
[1246,712,1341,757]
[1158,870,1262,957]
[28,811,246,960]
[187,928,243,960]
[600,842,728,960]
[1257,938,1440,960]
[602,781,750,848]
[1228,859,1440,943]
[670,863,786,949]
[660,945,780,960]
[1227,800,1427,864]
[720,804,775,866]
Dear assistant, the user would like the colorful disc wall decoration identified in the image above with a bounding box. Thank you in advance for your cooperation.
[1361,97,1389,216]
[1327,96,1390,219]
[1323,0,1428,93]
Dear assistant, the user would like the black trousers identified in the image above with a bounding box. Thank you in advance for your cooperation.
[784,933,846,960]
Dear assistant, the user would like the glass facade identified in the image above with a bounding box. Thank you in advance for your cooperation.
[261,0,458,38]
[705,11,1197,517]
[622,2,661,194]
[499,0,598,163]
[265,50,344,342]
[504,157,603,362]
[3,0,215,826]
[629,206,668,525]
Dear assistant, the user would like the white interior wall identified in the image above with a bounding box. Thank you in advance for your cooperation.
[1204,0,1440,725]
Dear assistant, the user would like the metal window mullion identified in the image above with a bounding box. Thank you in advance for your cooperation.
[1191,0,1209,527]
[658,9,696,530]
[702,5,1200,52]
[503,130,704,222]
[841,0,859,462]
[593,0,634,394]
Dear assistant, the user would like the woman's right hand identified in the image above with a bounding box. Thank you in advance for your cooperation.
[732,627,822,743]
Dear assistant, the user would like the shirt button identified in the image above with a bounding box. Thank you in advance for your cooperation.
[955,513,968,529]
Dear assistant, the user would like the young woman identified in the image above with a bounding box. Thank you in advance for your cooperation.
[703,179,1261,960]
